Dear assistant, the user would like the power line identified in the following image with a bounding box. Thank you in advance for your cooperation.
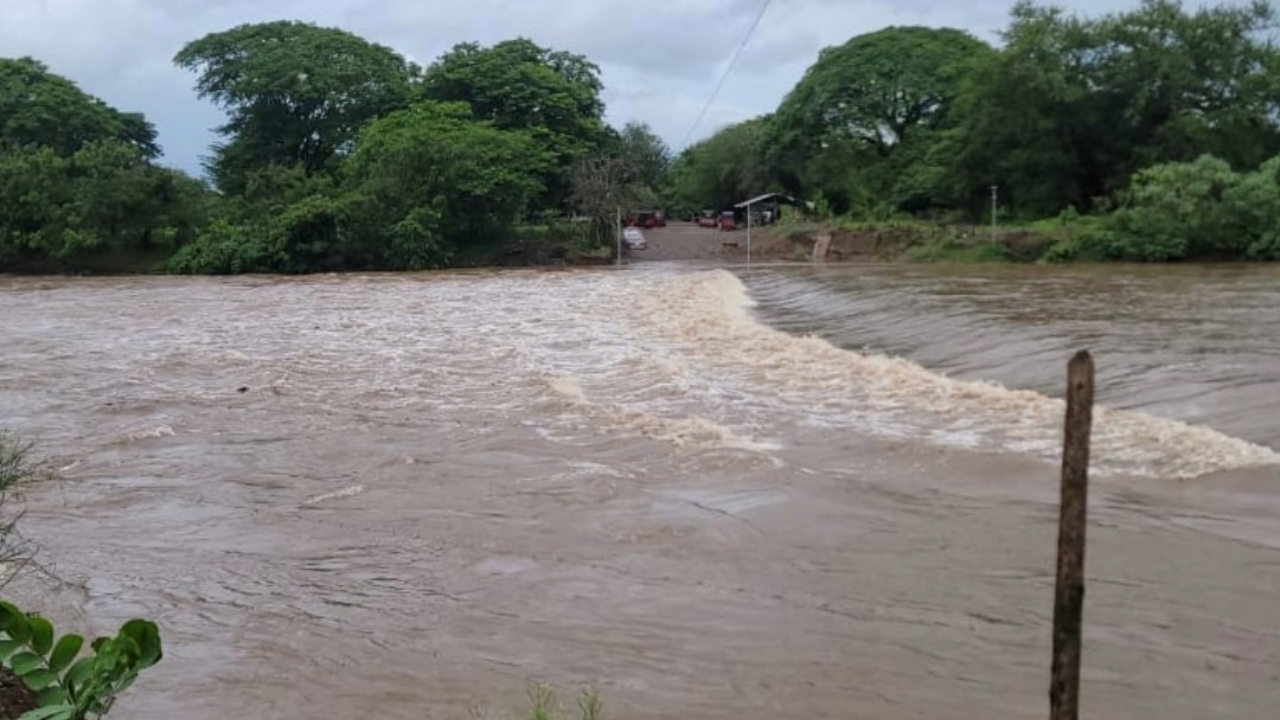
[680,0,775,149]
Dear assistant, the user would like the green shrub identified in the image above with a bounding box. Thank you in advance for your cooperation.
[167,219,277,274]
[0,601,161,720]
[1247,229,1280,260]
[515,219,597,257]
[1041,227,1127,262]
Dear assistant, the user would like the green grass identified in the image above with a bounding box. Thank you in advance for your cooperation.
[902,236,1010,263]
[472,684,604,720]
[780,210,1109,263]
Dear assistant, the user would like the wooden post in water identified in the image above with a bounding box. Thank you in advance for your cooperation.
[1050,350,1094,720]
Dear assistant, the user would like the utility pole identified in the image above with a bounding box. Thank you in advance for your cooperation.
[746,203,753,268]
[616,206,622,267]
[991,185,999,244]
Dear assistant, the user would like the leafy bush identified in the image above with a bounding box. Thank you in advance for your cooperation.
[0,142,207,272]
[513,219,600,261]
[1107,155,1238,260]
[0,601,161,720]
[167,218,277,274]
[1046,153,1280,262]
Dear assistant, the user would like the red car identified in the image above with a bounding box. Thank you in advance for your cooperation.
[696,210,718,228]
[718,211,738,231]
[626,211,666,229]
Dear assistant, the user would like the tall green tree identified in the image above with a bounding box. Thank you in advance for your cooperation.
[174,21,417,193]
[568,121,671,233]
[767,27,994,214]
[343,101,549,267]
[0,57,159,158]
[949,0,1280,216]
[671,117,775,212]
[0,57,207,272]
[771,27,994,158]
[617,121,672,191]
[420,38,607,208]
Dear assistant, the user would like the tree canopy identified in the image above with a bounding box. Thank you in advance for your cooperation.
[671,118,775,213]
[421,38,607,208]
[174,21,417,192]
[0,58,205,271]
[761,27,993,215]
[345,101,549,266]
[0,57,159,158]
[10,2,1280,273]
[948,0,1280,214]
[771,27,994,157]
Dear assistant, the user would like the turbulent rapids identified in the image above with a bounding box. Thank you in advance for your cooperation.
[3,263,1278,720]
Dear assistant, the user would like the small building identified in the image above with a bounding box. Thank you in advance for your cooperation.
[733,193,798,226]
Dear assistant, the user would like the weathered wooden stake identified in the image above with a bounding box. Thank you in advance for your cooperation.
[1050,350,1094,720]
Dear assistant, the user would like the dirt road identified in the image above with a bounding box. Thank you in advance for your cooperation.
[629,221,795,263]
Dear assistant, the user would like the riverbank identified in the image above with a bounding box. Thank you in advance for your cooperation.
[5,211,1276,275]
[751,216,1086,264]
[623,218,1075,265]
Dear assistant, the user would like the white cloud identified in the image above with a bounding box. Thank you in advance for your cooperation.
[0,0,1157,173]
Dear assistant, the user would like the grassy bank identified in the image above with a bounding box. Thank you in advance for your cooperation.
[766,215,1078,263]
[765,211,1242,264]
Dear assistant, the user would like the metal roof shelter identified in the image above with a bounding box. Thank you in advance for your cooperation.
[731,194,797,266]
[733,193,797,209]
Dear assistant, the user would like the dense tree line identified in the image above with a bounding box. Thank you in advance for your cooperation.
[6,1,1280,272]
[0,58,208,271]
[673,0,1280,260]
[1,22,670,273]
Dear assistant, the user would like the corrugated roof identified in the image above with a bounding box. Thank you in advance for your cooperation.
[734,193,796,208]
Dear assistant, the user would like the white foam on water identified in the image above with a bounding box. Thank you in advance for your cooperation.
[603,405,782,453]
[302,484,367,507]
[124,424,175,442]
[608,269,1280,479]
[544,375,587,403]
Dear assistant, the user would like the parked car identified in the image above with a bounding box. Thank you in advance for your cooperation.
[718,211,738,231]
[696,210,718,228]
[623,226,647,250]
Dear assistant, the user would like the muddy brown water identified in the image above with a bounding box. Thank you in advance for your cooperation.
[1,263,1278,719]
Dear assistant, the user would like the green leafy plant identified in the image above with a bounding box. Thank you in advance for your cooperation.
[0,601,161,720]
[525,684,602,720]
[469,684,602,720]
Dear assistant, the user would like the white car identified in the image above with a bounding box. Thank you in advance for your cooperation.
[624,227,647,250]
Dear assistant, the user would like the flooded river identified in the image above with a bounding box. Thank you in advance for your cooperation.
[1,263,1278,719]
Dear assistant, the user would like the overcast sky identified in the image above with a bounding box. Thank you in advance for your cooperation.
[4,0,1132,175]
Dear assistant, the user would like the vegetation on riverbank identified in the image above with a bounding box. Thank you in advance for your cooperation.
[0,434,33,576]
[5,0,1280,272]
[0,436,164,720]
[773,148,1280,264]
[492,684,602,720]
[672,0,1280,264]
[1,27,668,274]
